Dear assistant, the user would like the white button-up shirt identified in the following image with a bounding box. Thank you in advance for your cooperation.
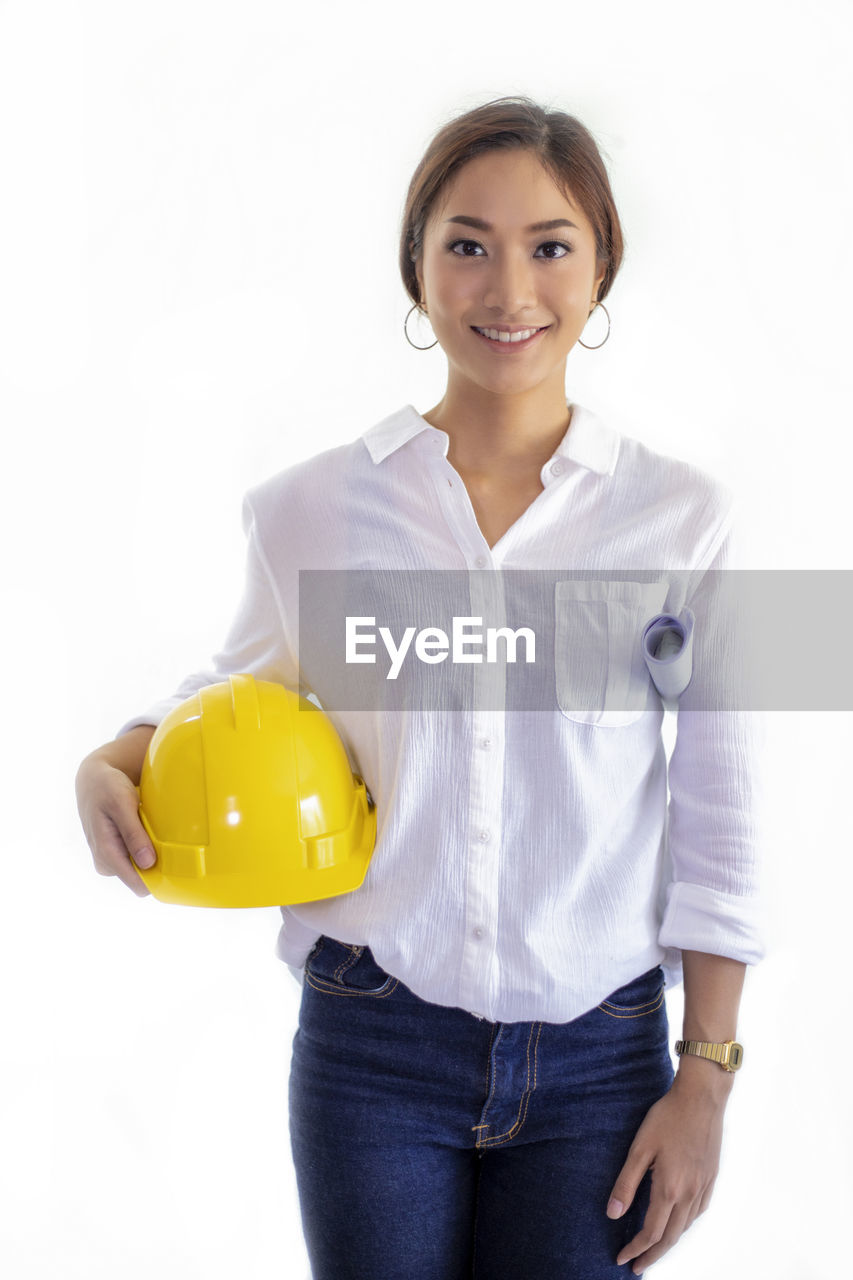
[118,400,765,1023]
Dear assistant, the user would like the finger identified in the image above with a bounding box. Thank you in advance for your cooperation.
[107,780,157,869]
[623,1199,692,1274]
[607,1144,652,1219]
[682,1189,706,1234]
[615,1179,678,1267]
[90,808,154,897]
[696,1178,716,1217]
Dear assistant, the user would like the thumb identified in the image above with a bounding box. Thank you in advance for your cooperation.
[607,1142,650,1219]
[111,778,157,869]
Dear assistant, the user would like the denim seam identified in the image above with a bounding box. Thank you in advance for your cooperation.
[476,1024,502,1137]
[304,972,400,998]
[305,938,392,995]
[333,944,364,984]
[475,1021,542,1149]
[471,1022,499,1137]
[597,986,665,1018]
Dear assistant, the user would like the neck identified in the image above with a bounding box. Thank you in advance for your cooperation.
[420,375,573,477]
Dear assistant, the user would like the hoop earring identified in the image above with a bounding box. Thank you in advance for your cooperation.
[577,300,611,350]
[404,303,439,350]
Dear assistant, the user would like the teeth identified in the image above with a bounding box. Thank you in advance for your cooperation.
[475,326,542,343]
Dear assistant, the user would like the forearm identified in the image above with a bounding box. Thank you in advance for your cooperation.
[610,948,747,1269]
[78,724,157,787]
[680,948,745,1038]
[674,949,747,1098]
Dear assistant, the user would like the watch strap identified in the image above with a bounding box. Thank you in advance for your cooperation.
[674,1038,743,1072]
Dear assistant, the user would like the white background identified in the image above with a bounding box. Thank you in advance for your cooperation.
[1,1,851,1276]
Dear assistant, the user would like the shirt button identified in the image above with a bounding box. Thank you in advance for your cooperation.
[480,737,492,749]
[551,461,563,476]
[473,927,485,939]
[475,555,487,568]
[478,829,491,843]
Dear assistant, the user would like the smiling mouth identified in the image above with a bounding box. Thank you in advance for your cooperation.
[471,325,550,348]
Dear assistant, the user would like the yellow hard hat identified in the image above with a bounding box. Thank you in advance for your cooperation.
[132,674,376,908]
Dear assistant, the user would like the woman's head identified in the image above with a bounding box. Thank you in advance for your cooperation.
[399,96,624,397]
[400,96,624,311]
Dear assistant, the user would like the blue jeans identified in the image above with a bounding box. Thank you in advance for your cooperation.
[288,935,675,1280]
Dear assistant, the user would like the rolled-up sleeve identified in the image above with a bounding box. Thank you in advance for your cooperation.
[658,501,767,965]
[115,493,300,737]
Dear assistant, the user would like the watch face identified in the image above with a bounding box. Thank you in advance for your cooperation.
[727,1042,744,1070]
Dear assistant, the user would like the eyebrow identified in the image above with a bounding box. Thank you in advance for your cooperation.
[444,215,579,232]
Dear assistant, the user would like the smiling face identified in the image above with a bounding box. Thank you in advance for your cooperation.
[413,148,607,399]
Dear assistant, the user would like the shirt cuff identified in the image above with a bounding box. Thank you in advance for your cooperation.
[658,880,766,965]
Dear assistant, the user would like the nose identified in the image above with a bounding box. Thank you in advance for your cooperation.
[482,249,537,318]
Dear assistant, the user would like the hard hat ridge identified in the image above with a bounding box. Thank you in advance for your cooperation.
[134,675,376,908]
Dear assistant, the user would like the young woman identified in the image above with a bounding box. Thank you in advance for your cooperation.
[76,96,764,1278]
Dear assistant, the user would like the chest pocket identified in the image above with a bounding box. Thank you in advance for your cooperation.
[554,578,670,726]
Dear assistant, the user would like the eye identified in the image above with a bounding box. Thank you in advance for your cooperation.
[445,238,574,260]
[535,241,573,259]
[447,239,485,257]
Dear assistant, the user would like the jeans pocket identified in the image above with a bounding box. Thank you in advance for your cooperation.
[304,935,399,998]
[597,966,666,1018]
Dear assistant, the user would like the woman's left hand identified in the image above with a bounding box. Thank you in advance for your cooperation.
[606,1063,734,1273]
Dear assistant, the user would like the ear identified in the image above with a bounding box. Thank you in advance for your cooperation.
[412,248,425,306]
[592,260,607,303]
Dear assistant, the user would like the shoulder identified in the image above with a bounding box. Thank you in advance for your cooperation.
[242,436,371,527]
[573,402,733,521]
[607,420,736,569]
[616,429,733,517]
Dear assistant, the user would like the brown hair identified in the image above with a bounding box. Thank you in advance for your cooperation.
[400,95,624,308]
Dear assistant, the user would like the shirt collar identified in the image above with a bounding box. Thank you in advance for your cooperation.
[360,401,620,476]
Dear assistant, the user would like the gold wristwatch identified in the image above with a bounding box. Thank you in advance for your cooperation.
[674,1039,744,1072]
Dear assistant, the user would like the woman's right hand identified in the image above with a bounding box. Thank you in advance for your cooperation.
[75,726,157,898]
